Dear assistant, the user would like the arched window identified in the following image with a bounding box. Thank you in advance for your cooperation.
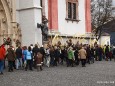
[66,0,79,21]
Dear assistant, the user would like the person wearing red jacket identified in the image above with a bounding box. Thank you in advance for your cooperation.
[0,44,6,75]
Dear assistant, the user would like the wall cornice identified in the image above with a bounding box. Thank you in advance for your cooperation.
[16,6,42,11]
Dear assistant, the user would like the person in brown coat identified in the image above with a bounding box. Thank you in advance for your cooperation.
[36,52,43,71]
[79,46,87,67]
[7,46,15,72]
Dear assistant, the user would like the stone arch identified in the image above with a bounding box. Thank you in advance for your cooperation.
[0,0,22,47]
[0,0,12,45]
[1,0,12,32]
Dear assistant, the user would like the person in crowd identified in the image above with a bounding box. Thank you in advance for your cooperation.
[108,47,113,61]
[105,45,110,61]
[45,45,50,67]
[25,46,33,71]
[30,44,34,66]
[0,44,6,75]
[86,45,91,64]
[63,46,69,67]
[7,46,16,72]
[103,45,106,60]
[30,44,34,50]
[11,46,16,69]
[98,45,103,61]
[79,46,87,67]
[50,46,55,66]
[15,46,22,70]
[74,47,79,65]
[39,45,45,65]
[54,46,60,66]
[60,46,65,65]
[113,47,115,61]
[32,44,40,68]
[95,45,99,61]
[67,47,74,67]
[22,46,27,68]
[36,50,43,71]
[90,46,95,63]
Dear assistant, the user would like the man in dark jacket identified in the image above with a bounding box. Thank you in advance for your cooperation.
[54,46,60,66]
[39,46,45,65]
[15,46,22,69]
[113,48,115,61]
[74,48,79,65]
[32,44,39,68]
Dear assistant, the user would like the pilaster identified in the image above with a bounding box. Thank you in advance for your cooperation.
[17,0,42,46]
[85,0,92,33]
[48,0,58,31]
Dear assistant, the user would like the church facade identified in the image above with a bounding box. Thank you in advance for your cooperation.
[0,0,92,47]
[44,0,92,45]
[45,0,91,34]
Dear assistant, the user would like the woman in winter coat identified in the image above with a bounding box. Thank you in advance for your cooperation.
[7,46,15,72]
[36,51,43,71]
[79,47,87,67]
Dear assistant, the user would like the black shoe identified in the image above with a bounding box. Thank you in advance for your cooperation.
[40,66,43,71]
[11,68,13,72]
[0,72,3,75]
[40,69,43,71]
[8,69,11,72]
[82,65,86,67]
[71,65,74,67]
[30,69,33,71]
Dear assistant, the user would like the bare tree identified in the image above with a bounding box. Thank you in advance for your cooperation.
[91,0,113,40]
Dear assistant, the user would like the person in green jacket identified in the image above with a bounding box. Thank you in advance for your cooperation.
[67,47,74,67]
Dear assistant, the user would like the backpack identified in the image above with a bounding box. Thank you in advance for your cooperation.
[26,51,32,60]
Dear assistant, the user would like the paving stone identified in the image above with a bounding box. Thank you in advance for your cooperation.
[0,61,115,86]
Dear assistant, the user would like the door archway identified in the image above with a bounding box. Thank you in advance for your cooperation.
[0,0,21,46]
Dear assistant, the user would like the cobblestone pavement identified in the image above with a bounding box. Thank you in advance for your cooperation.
[0,61,115,86]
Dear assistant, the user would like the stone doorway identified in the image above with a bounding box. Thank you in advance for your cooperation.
[0,0,21,47]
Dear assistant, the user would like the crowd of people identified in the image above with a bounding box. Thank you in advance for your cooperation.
[0,40,115,75]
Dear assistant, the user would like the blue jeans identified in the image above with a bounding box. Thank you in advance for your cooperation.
[16,58,23,69]
[0,60,4,73]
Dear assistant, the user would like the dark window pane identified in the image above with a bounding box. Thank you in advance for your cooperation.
[68,2,72,18]
[73,3,76,19]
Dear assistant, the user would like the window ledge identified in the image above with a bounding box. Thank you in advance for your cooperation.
[65,18,80,23]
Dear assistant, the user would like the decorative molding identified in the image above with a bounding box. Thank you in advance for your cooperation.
[2,17,6,23]
[0,7,3,11]
[16,6,42,11]
[65,18,80,23]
